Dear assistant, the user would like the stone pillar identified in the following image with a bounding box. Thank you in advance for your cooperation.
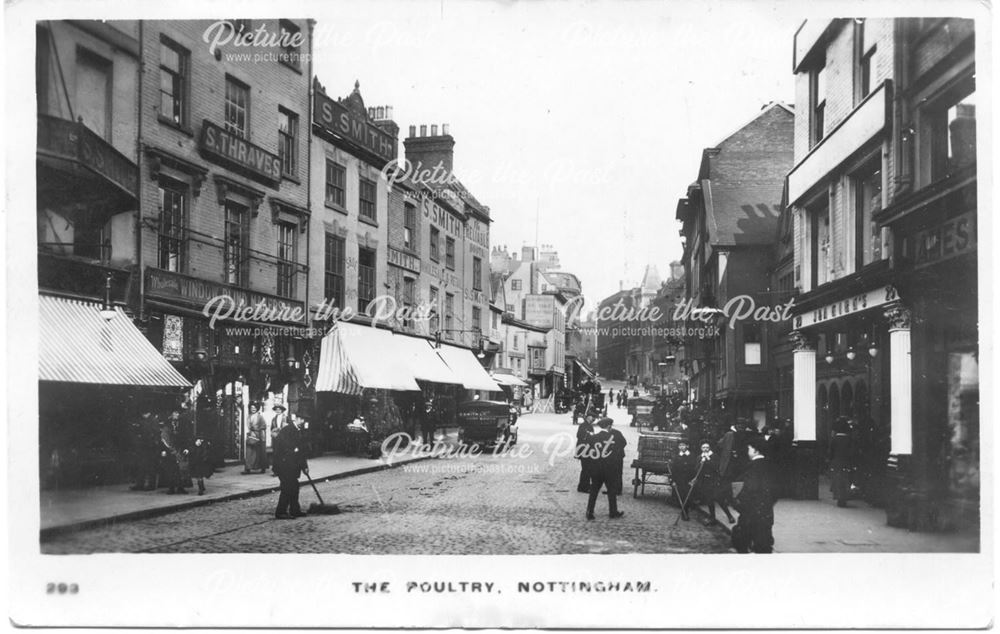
[883,304,916,527]
[790,330,819,499]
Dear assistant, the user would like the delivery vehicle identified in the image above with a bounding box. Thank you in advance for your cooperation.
[456,399,518,449]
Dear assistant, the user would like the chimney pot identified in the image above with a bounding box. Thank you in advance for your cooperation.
[431,124,438,136]
[442,123,450,135]
[408,125,416,137]
[419,124,427,137]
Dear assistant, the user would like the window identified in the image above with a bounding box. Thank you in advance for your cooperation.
[854,159,883,268]
[444,293,455,336]
[429,286,440,332]
[403,203,416,250]
[402,277,416,328]
[76,49,111,140]
[505,303,514,313]
[429,227,440,262]
[324,233,345,307]
[224,201,250,286]
[277,223,296,298]
[531,347,545,370]
[743,324,762,366]
[157,180,187,272]
[445,237,456,270]
[472,306,482,335]
[278,108,298,178]
[359,177,377,221]
[809,62,827,148]
[511,279,522,291]
[513,334,520,350]
[325,160,345,207]
[472,256,482,291]
[278,20,302,69]
[159,37,189,127]
[224,76,249,139]
[491,312,498,329]
[358,247,376,313]
[855,20,877,102]
[926,81,976,183]
[810,197,831,288]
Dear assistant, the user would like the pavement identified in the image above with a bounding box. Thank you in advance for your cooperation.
[39,392,981,553]
[39,430,455,539]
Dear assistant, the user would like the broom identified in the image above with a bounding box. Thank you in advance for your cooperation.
[304,472,341,515]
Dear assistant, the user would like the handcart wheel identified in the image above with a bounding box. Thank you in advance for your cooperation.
[632,469,640,498]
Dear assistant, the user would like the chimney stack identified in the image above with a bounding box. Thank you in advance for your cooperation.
[404,122,455,174]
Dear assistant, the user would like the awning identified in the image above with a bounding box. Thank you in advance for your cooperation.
[574,358,596,379]
[436,344,502,392]
[491,372,529,387]
[314,322,420,394]
[394,334,462,385]
[39,295,190,387]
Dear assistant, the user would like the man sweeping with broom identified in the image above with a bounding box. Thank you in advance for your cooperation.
[273,415,310,520]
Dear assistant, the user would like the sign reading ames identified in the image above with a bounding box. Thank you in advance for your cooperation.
[387,247,420,273]
[912,211,976,270]
[199,120,282,185]
[314,93,396,166]
[793,285,899,329]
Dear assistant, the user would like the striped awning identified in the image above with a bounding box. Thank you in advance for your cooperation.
[574,358,596,379]
[491,372,528,387]
[314,322,420,394]
[436,344,502,392]
[39,295,191,387]
[394,334,463,385]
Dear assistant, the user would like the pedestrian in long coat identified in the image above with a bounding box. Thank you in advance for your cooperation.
[128,410,159,491]
[585,417,625,520]
[576,414,596,493]
[273,416,309,519]
[732,437,776,553]
[243,403,267,474]
[157,420,186,494]
[268,404,287,475]
[189,437,212,495]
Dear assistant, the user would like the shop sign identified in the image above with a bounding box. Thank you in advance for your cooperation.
[199,120,282,185]
[387,247,421,274]
[524,295,555,329]
[146,268,305,323]
[313,92,396,166]
[913,211,976,270]
[794,285,899,329]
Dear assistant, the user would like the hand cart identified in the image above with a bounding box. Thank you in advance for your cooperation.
[630,424,684,498]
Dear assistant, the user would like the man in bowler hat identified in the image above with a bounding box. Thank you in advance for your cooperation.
[273,414,309,519]
[585,417,626,520]
[576,412,596,493]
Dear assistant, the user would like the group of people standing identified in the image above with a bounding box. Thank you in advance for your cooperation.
[242,402,291,475]
[127,402,212,496]
[610,389,634,409]
[575,413,628,520]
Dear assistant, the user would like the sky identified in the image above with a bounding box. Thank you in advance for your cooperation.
[310,0,802,303]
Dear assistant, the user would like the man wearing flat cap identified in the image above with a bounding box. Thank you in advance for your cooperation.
[585,417,627,520]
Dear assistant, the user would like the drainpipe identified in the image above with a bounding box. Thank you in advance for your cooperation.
[135,21,145,323]
[305,20,314,331]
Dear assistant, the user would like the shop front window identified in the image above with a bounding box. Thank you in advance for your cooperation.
[946,351,979,499]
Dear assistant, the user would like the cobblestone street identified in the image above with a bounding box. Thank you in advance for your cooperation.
[42,411,732,554]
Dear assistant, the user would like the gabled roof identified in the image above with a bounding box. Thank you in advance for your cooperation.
[696,103,793,247]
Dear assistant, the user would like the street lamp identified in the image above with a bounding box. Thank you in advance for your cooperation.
[99,272,116,321]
